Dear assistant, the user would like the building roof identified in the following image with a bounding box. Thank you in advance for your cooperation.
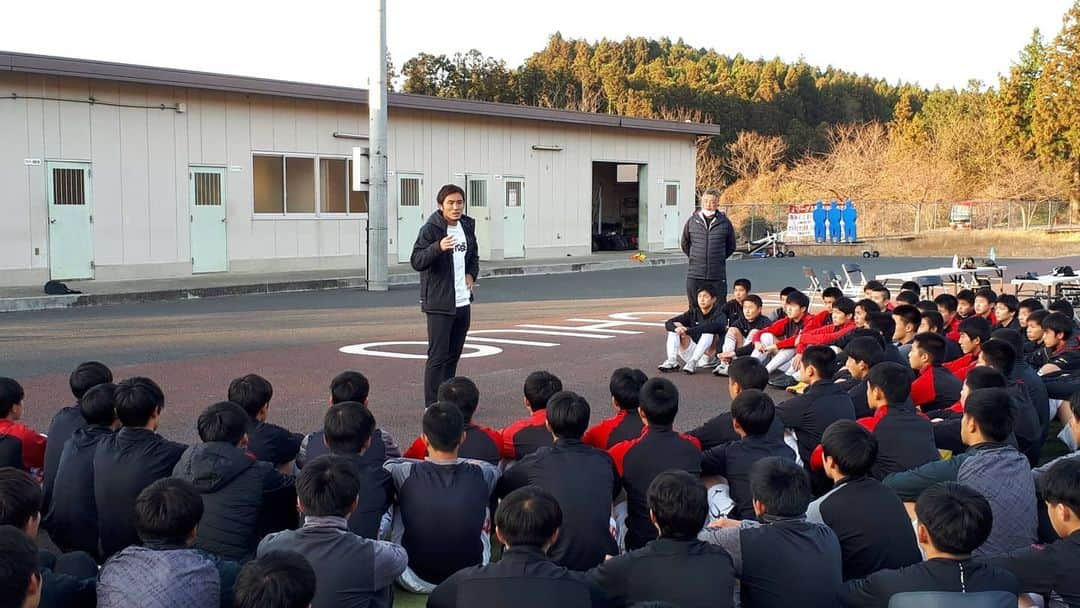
[0,50,724,137]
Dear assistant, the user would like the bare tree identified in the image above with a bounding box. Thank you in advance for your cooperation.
[725,131,788,180]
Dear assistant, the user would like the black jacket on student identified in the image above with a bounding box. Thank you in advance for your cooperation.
[847,379,872,419]
[689,412,785,451]
[245,419,303,466]
[93,427,186,558]
[864,402,940,480]
[332,450,395,540]
[664,305,728,342]
[776,380,856,466]
[701,432,796,520]
[495,438,621,570]
[42,405,86,515]
[411,211,479,316]
[428,545,609,608]
[988,529,1080,607]
[43,425,115,559]
[841,558,1019,607]
[588,537,735,608]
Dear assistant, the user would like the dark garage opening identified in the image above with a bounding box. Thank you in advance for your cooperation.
[591,162,642,251]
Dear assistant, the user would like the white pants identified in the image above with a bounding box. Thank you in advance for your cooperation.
[722,328,761,354]
[751,333,796,373]
[666,331,714,363]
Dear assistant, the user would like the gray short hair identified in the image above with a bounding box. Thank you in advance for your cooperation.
[703,188,722,199]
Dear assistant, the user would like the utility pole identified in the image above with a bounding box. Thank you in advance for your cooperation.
[366,0,389,291]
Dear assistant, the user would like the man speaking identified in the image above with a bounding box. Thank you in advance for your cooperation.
[681,188,737,312]
[411,184,478,406]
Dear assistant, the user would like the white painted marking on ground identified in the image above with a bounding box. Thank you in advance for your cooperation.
[468,329,615,339]
[569,318,665,328]
[516,324,641,335]
[339,341,502,359]
[465,336,559,347]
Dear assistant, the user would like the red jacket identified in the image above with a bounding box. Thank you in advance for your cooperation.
[944,351,979,381]
[796,320,856,353]
[403,422,503,463]
[582,409,644,451]
[945,316,962,341]
[753,314,823,350]
[500,409,552,460]
[810,309,832,327]
[0,420,46,470]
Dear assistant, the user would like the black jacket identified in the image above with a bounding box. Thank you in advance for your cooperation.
[246,419,302,466]
[429,546,609,608]
[410,211,479,315]
[865,402,940,480]
[43,425,115,559]
[664,305,728,341]
[842,558,1019,607]
[701,432,796,520]
[42,406,86,514]
[989,529,1080,607]
[588,537,735,608]
[331,450,395,540]
[173,441,295,561]
[93,427,186,558]
[681,210,737,281]
[776,380,856,466]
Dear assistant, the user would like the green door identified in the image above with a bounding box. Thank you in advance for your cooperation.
[396,174,424,263]
[663,181,681,249]
[189,167,228,273]
[467,176,492,261]
[503,178,525,258]
[46,162,94,280]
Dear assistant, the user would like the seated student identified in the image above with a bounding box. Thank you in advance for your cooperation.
[956,289,977,322]
[891,305,922,358]
[915,299,938,313]
[808,287,843,328]
[808,421,921,581]
[657,285,727,374]
[589,471,736,608]
[297,371,400,468]
[0,468,97,608]
[989,457,1080,606]
[908,332,963,412]
[429,486,607,608]
[385,403,500,593]
[1047,297,1076,320]
[884,388,1037,558]
[405,377,502,463]
[775,345,855,467]
[501,371,563,460]
[172,401,295,562]
[0,525,43,608]
[1017,298,1043,327]
[900,280,922,296]
[496,391,620,570]
[829,300,881,355]
[610,377,702,551]
[227,374,303,469]
[868,284,894,312]
[918,310,963,362]
[99,478,239,608]
[320,402,394,539]
[842,336,885,418]
[862,280,885,301]
[44,383,119,559]
[992,328,1051,440]
[583,368,648,450]
[700,457,843,607]
[994,294,1021,331]
[93,376,187,559]
[701,390,795,520]
[973,288,999,325]
[797,296,858,354]
[721,277,752,324]
[772,286,799,321]
[0,378,47,473]
[1038,311,1080,377]
[233,551,316,608]
[978,339,1044,465]
[935,293,962,340]
[841,482,1019,607]
[944,316,992,381]
[926,366,1008,426]
[867,312,908,366]
[259,456,407,608]
[42,361,112,515]
[690,356,781,449]
[1025,309,1050,368]
[715,294,772,375]
[894,290,919,308]
[752,290,822,383]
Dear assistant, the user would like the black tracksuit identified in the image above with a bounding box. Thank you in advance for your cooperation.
[43,425,115,559]
[331,450,395,540]
[588,537,736,608]
[864,402,940,480]
[701,431,796,520]
[688,411,785,451]
[776,380,856,466]
[496,438,621,570]
[664,305,728,342]
[989,529,1080,607]
[245,419,303,466]
[842,558,1019,607]
[42,406,86,515]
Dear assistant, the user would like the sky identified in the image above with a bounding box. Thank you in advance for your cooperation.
[1,0,1073,91]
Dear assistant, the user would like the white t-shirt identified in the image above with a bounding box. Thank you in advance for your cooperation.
[446,222,470,307]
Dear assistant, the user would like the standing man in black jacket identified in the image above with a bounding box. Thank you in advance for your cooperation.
[681,188,737,313]
[411,184,479,406]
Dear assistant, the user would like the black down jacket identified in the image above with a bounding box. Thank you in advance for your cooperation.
[681,211,737,281]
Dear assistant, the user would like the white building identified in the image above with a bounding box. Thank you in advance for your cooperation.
[0,51,721,286]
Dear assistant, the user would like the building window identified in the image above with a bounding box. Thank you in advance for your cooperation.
[253,156,284,213]
[285,157,316,213]
[347,159,369,214]
[320,158,347,213]
[253,154,369,216]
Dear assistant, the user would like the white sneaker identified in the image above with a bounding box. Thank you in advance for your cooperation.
[658,359,679,372]
[682,360,697,374]
[713,361,730,376]
[697,355,719,369]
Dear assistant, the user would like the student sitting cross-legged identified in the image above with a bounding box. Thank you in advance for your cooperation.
[657,285,728,374]
[319,401,395,539]
[296,371,401,468]
[227,374,303,470]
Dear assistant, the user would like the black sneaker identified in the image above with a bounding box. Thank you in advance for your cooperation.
[768,373,799,389]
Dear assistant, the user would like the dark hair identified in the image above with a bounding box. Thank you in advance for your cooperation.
[864,280,885,292]
[900,281,922,293]
[785,290,810,310]
[228,374,274,418]
[892,305,922,331]
[779,286,798,298]
[896,291,919,307]
[974,288,998,304]
[912,331,947,365]
[744,294,763,309]
[609,368,648,410]
[979,340,1016,376]
[647,471,708,541]
[523,371,563,410]
[729,356,769,391]
[833,297,856,317]
[856,298,881,316]
[916,300,938,313]
[495,486,562,547]
[1027,309,1049,327]
[1069,389,1080,421]
[1041,457,1080,518]
[956,289,975,305]
[867,362,914,404]
[934,293,959,313]
[436,183,465,206]
[731,389,775,436]
[234,551,317,608]
[196,401,248,444]
[843,336,884,367]
[0,379,24,418]
[996,294,1020,314]
[733,278,752,291]
[0,525,38,608]
[422,401,465,452]
[821,420,878,477]
[323,402,376,454]
[114,376,165,427]
[79,382,118,426]
[0,469,41,530]
[958,316,992,343]
[922,310,945,333]
[867,312,896,340]
[1018,298,1043,313]
[330,371,370,404]
[1042,312,1076,340]
[990,329,1024,355]
[296,455,360,518]
[135,478,203,544]
[437,377,480,422]
[801,346,836,380]
[695,284,718,299]
[963,387,1015,442]
[1047,299,1075,320]
[964,366,1007,391]
[870,285,891,301]
[915,482,993,555]
[822,286,844,301]
[750,457,811,517]
[69,361,113,399]
[545,391,590,439]
[639,377,679,426]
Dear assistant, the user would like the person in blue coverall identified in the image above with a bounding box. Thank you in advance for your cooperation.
[812,200,827,242]
[828,200,842,242]
[842,199,858,242]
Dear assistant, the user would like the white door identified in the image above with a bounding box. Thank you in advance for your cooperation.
[396,174,424,263]
[189,167,228,273]
[467,176,492,261]
[503,178,525,259]
[663,181,681,250]
[46,162,94,280]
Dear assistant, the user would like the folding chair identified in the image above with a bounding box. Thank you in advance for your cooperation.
[821,270,843,290]
[915,276,943,299]
[840,263,866,297]
[803,267,824,302]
